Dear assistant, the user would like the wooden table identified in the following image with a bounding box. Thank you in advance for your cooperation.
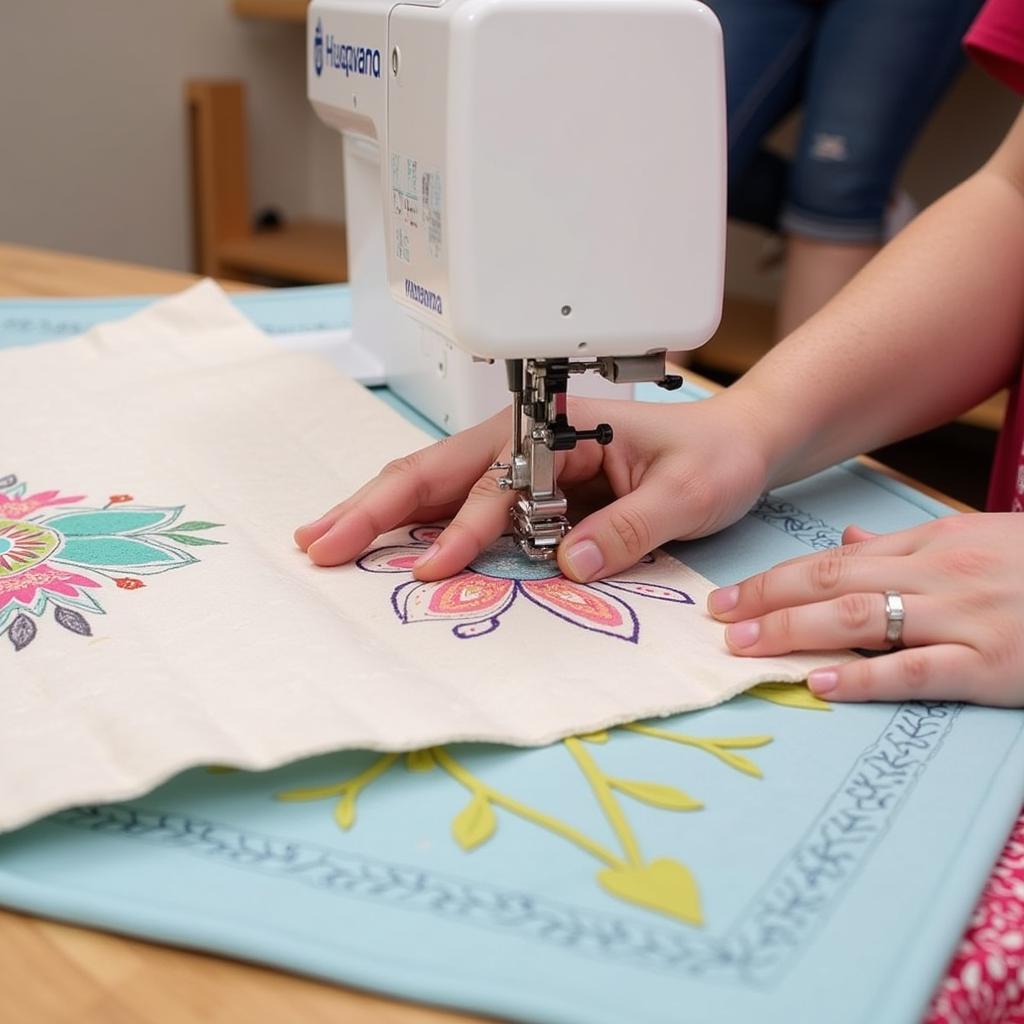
[0,241,967,1022]
[0,241,484,1024]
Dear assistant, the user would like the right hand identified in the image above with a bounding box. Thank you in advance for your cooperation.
[294,389,773,583]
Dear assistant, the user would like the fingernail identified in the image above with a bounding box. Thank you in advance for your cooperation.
[808,670,839,695]
[709,585,740,616]
[563,540,604,582]
[726,620,760,649]
[413,542,441,570]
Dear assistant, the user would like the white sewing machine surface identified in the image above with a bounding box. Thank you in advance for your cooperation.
[310,0,727,558]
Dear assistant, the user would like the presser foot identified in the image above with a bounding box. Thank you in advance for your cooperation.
[511,496,570,561]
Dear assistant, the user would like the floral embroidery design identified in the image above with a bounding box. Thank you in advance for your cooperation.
[357,526,693,642]
[0,473,225,652]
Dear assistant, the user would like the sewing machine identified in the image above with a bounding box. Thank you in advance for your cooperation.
[308,0,726,558]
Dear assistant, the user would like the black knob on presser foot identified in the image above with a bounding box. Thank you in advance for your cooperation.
[545,413,614,452]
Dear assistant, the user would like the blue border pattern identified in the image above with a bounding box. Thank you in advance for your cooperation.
[52,700,957,985]
[749,496,845,550]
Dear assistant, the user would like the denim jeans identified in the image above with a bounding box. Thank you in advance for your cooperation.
[705,0,983,242]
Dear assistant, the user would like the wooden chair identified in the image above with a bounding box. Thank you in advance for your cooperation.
[186,79,348,284]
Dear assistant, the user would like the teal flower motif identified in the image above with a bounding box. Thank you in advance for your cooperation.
[0,474,225,653]
[43,508,200,574]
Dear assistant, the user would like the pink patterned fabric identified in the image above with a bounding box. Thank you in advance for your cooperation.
[927,808,1024,1023]
[965,0,1024,513]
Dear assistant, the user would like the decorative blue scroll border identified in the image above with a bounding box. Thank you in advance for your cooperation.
[749,495,845,550]
[48,496,961,985]
[52,698,958,986]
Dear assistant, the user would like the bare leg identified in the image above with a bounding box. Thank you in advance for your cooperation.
[776,235,879,339]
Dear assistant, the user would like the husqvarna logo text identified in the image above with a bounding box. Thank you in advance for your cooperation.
[317,27,381,79]
[405,279,443,314]
[314,18,324,76]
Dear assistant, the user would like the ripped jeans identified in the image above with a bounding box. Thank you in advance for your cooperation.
[705,0,983,242]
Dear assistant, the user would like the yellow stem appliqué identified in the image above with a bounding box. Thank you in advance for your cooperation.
[432,747,624,869]
[564,737,644,868]
[270,694,821,929]
[623,724,773,779]
[275,752,399,830]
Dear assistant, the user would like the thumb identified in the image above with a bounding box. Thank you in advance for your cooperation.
[557,478,681,582]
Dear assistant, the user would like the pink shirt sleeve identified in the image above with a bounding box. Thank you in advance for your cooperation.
[965,0,1024,509]
[964,0,1024,94]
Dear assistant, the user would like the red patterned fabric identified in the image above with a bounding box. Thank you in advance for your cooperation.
[927,809,1024,1023]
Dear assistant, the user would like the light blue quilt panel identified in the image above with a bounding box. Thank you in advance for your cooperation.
[1,292,1022,1023]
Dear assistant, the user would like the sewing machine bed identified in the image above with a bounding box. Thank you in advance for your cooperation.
[1,289,1023,1024]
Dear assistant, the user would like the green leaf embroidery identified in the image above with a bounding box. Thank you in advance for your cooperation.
[157,533,226,547]
[167,521,223,532]
[608,779,703,811]
[452,793,497,851]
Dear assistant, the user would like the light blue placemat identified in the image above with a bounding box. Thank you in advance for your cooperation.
[0,284,352,348]
[1,292,1022,1024]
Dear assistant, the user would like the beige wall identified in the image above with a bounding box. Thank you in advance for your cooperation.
[0,5,1018,285]
[0,1,344,272]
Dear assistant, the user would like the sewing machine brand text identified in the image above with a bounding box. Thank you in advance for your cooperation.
[405,279,444,315]
[313,18,380,79]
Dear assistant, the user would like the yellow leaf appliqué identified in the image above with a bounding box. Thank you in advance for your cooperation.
[748,681,831,711]
[452,793,497,851]
[609,779,703,811]
[597,858,703,926]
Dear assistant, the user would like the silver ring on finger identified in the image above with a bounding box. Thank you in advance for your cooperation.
[883,590,905,648]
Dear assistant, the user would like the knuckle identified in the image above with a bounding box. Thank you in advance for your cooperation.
[933,515,970,538]
[684,482,717,528]
[748,571,772,609]
[771,605,794,642]
[380,451,422,483]
[836,592,874,632]
[848,661,886,701]
[938,546,996,580]
[899,651,931,691]
[979,618,1024,673]
[467,474,503,502]
[607,506,652,560]
[443,517,482,548]
[811,552,846,593]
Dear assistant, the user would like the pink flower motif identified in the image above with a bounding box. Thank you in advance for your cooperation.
[0,563,100,614]
[0,489,85,520]
[358,527,693,642]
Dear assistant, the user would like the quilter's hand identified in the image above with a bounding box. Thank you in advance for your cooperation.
[708,514,1024,706]
[295,391,771,583]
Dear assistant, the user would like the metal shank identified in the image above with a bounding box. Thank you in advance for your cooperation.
[496,355,678,560]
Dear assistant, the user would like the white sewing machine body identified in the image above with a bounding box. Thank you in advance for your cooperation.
[308,0,726,434]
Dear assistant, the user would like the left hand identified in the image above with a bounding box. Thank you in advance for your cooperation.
[707,514,1024,706]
